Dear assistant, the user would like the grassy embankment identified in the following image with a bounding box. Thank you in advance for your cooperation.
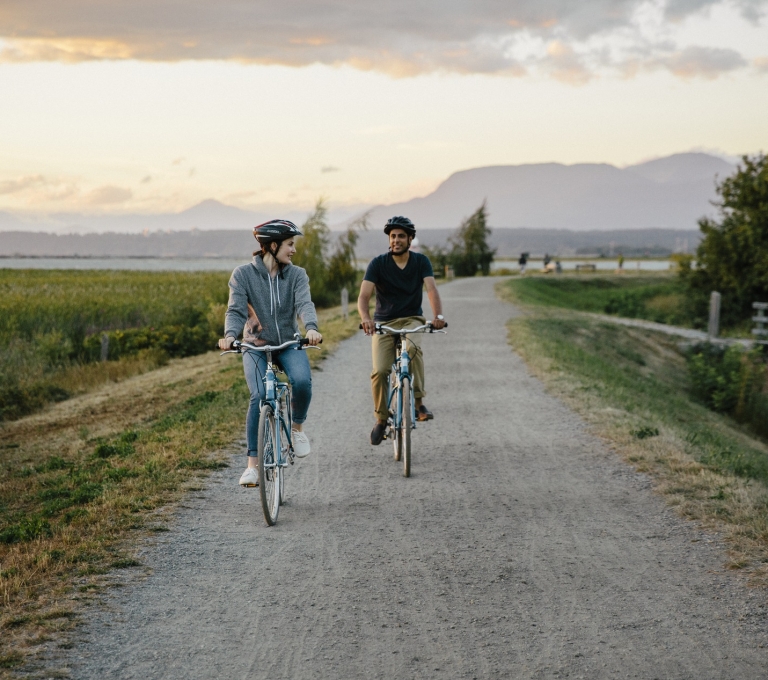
[0,270,361,673]
[505,272,692,326]
[499,274,768,585]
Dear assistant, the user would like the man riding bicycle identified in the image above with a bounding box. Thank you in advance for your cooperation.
[357,216,446,445]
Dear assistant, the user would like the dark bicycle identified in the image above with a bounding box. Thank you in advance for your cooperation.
[220,335,319,526]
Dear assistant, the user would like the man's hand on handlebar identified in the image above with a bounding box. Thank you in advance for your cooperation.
[306,329,323,346]
[360,319,377,336]
[431,317,447,330]
[218,336,236,351]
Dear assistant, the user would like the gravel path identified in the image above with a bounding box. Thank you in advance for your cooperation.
[57,277,766,679]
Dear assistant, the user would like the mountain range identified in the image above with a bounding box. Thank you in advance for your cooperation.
[0,152,733,256]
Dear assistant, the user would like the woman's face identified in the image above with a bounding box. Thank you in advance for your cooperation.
[274,237,297,265]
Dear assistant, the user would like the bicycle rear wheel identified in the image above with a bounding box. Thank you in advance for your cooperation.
[257,403,280,526]
[401,377,412,477]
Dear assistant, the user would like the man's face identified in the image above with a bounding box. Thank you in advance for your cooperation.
[388,229,411,254]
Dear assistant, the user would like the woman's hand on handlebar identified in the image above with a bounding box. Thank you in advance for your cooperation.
[218,336,236,351]
[306,329,323,346]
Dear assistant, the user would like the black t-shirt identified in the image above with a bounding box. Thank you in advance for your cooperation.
[364,251,434,322]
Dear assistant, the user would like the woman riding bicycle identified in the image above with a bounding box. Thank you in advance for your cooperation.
[218,220,322,487]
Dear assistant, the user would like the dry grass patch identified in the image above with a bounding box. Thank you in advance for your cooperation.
[0,305,360,675]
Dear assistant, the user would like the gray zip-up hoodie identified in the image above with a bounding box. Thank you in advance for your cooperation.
[224,255,318,346]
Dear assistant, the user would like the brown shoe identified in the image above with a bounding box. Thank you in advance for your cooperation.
[416,405,433,421]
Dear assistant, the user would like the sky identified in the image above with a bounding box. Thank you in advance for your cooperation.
[0,0,766,221]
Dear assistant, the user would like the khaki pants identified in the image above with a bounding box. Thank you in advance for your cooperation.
[371,316,426,421]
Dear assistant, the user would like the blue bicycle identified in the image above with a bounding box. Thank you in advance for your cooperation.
[369,322,446,477]
[221,335,318,526]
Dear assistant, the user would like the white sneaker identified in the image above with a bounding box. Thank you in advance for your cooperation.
[292,430,311,458]
[239,467,259,487]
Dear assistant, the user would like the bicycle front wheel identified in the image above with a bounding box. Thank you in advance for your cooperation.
[257,403,280,526]
[401,377,412,477]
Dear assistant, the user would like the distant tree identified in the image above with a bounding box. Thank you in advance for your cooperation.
[327,211,370,295]
[294,199,332,306]
[448,202,495,276]
[421,243,449,278]
[681,154,768,328]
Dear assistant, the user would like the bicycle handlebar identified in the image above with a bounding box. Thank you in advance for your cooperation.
[358,322,447,334]
[219,336,322,355]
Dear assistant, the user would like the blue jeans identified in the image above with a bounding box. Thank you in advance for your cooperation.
[242,348,312,457]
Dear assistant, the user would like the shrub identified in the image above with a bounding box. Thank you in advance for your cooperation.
[687,343,768,438]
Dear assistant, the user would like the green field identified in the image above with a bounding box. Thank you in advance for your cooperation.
[503,274,691,326]
[0,269,232,421]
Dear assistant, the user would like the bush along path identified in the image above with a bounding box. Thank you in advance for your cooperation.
[0,305,360,675]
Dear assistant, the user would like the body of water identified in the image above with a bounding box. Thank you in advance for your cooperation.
[0,257,247,271]
[0,256,673,272]
[492,259,672,272]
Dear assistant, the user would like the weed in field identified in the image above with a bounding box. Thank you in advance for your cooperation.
[631,426,659,439]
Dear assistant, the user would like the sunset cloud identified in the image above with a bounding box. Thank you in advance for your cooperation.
[657,45,747,78]
[86,185,133,205]
[0,0,763,80]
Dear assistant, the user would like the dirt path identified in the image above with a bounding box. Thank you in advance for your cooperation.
[51,277,766,679]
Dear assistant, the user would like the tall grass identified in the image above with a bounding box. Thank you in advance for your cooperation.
[0,270,230,421]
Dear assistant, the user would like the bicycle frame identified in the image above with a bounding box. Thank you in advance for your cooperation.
[386,336,416,437]
[260,350,294,471]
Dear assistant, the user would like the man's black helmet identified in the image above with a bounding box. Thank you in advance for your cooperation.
[384,215,416,237]
[253,219,302,243]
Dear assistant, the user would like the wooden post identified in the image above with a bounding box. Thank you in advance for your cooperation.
[753,302,768,345]
[445,265,454,281]
[341,287,349,320]
[101,333,109,362]
[708,291,721,339]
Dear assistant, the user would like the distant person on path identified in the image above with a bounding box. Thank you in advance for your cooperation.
[617,253,625,273]
[518,252,528,274]
[357,216,446,445]
[219,220,322,487]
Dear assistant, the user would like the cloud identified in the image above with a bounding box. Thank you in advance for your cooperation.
[665,0,766,21]
[141,175,152,183]
[321,166,340,174]
[543,41,593,84]
[86,185,133,205]
[755,56,768,72]
[0,174,79,201]
[0,174,46,195]
[655,45,747,78]
[0,0,762,80]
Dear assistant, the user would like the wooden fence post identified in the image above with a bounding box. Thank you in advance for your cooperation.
[753,302,768,345]
[341,287,349,320]
[101,333,109,362]
[708,291,721,339]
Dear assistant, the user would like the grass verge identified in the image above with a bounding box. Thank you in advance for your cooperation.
[498,279,768,586]
[0,304,361,675]
[505,272,693,326]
